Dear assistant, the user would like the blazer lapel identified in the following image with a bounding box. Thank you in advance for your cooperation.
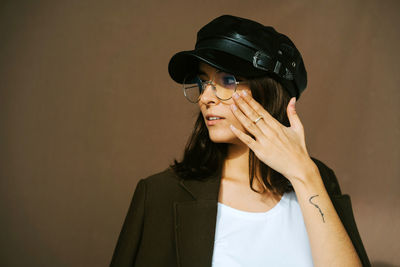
[173,172,221,267]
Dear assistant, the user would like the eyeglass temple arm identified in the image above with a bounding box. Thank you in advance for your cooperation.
[184,85,199,89]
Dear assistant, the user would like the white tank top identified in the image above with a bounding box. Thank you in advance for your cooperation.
[211,190,314,267]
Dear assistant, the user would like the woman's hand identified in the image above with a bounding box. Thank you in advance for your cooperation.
[229,90,318,185]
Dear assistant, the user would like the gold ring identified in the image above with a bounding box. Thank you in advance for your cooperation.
[254,115,263,123]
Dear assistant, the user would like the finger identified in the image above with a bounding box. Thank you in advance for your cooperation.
[232,91,277,137]
[238,91,282,130]
[232,92,261,122]
[231,103,265,140]
[229,124,258,150]
[287,97,304,132]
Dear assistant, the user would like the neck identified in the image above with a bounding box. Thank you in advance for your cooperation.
[221,143,250,185]
[222,143,271,194]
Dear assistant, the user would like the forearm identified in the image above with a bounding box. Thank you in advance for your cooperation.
[291,164,362,267]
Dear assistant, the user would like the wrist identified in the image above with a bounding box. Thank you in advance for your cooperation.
[290,160,323,190]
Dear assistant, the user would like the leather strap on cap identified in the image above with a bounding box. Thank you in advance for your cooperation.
[195,37,295,81]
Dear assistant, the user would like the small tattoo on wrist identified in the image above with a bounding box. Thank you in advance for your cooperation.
[309,194,325,223]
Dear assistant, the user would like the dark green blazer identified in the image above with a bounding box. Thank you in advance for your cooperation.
[110,157,371,267]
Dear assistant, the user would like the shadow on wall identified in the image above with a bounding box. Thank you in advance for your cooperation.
[372,261,400,267]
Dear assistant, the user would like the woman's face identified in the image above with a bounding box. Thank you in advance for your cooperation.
[197,62,252,145]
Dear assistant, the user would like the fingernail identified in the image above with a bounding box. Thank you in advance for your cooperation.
[231,104,237,110]
[233,92,240,99]
[242,90,248,96]
[230,124,236,130]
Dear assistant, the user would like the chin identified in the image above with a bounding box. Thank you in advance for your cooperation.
[208,128,238,144]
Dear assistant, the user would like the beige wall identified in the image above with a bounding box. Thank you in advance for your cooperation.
[1,0,399,266]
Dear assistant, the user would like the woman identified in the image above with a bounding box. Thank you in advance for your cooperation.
[110,15,370,267]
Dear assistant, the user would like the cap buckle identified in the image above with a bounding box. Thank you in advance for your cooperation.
[252,50,295,81]
[252,50,271,72]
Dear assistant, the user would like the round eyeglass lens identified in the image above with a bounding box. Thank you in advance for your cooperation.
[183,74,202,103]
[214,71,237,100]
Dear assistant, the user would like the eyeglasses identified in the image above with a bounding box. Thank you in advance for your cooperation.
[182,70,247,103]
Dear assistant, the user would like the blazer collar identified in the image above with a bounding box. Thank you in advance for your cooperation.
[173,171,222,267]
[178,171,221,200]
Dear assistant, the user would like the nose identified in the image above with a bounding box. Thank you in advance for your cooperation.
[199,83,219,105]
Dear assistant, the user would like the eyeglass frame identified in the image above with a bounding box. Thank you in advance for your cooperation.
[182,69,248,103]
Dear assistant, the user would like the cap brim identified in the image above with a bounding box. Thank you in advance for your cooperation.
[168,48,266,84]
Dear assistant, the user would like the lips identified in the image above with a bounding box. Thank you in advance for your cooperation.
[205,114,225,121]
[205,114,225,126]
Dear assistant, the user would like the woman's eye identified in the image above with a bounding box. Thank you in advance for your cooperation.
[223,76,235,85]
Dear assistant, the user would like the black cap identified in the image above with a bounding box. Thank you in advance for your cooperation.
[168,15,307,100]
